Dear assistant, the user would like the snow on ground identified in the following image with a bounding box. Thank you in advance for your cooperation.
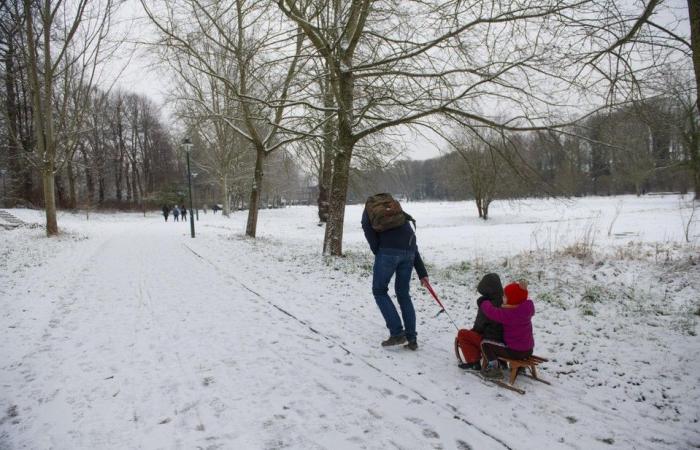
[1,194,699,450]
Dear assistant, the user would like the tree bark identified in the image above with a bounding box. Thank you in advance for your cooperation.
[688,0,700,199]
[689,0,700,104]
[245,149,265,237]
[322,55,355,256]
[42,169,58,234]
[323,143,352,255]
[317,81,335,222]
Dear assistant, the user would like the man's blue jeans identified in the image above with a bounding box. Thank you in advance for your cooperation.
[372,248,417,342]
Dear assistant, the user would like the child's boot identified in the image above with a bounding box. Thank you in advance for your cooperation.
[481,360,503,379]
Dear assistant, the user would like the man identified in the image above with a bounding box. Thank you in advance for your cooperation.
[362,207,429,350]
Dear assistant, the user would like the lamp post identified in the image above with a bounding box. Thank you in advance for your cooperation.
[183,138,195,238]
[192,172,199,220]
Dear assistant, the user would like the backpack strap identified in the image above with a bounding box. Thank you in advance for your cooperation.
[404,212,416,230]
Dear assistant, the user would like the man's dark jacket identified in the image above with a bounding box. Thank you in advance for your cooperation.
[361,210,428,279]
[472,273,504,342]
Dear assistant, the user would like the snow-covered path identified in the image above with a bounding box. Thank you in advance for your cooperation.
[1,222,506,449]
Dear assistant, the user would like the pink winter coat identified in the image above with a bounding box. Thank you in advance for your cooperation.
[480,300,535,352]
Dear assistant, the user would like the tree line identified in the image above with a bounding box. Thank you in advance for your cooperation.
[349,94,698,219]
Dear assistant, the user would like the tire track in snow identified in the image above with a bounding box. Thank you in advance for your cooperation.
[183,242,513,450]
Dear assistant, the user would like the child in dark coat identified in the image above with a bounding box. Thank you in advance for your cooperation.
[455,273,504,370]
[480,280,535,379]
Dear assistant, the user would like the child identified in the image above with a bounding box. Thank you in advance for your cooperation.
[479,280,534,379]
[456,273,504,370]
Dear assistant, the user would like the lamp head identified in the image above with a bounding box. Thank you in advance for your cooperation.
[183,138,193,153]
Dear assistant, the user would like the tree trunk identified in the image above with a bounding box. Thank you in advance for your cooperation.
[4,42,21,205]
[322,54,355,256]
[245,149,265,237]
[317,83,335,222]
[688,0,700,199]
[475,197,483,218]
[18,75,34,202]
[43,169,58,235]
[25,0,59,235]
[692,131,700,199]
[115,100,125,202]
[689,0,700,104]
[98,171,105,205]
[323,142,352,255]
[55,173,66,207]
[82,148,94,204]
[133,162,143,205]
[483,200,490,220]
[125,167,132,204]
[221,174,230,217]
[115,162,123,202]
[67,159,77,209]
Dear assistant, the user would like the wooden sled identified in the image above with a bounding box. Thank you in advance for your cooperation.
[455,337,551,394]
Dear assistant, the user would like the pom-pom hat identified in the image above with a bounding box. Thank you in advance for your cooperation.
[504,280,528,305]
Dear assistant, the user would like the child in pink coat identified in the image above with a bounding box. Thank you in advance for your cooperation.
[479,280,535,379]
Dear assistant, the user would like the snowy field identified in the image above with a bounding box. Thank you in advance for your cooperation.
[1,194,699,450]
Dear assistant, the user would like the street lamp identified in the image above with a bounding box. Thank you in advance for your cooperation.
[183,138,195,238]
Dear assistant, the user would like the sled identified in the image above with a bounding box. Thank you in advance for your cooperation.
[455,337,550,394]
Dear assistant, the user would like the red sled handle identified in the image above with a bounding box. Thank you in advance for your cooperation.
[424,281,446,310]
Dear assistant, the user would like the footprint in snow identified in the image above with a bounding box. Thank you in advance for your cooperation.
[456,440,473,450]
[422,428,440,439]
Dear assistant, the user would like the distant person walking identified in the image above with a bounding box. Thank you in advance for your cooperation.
[181,205,187,221]
[161,205,170,222]
[173,205,180,222]
[362,194,429,351]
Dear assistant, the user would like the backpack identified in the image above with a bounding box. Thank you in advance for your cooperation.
[364,193,415,232]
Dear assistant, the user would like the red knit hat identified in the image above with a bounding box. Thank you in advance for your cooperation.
[504,281,528,305]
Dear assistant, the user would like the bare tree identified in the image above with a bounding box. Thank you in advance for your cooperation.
[143,0,312,237]
[21,0,118,235]
[451,130,511,220]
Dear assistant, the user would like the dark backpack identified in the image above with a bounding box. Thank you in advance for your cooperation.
[365,193,415,232]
